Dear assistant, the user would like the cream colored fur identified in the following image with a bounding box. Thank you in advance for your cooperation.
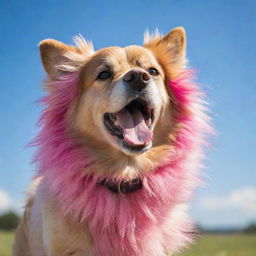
[13,27,188,256]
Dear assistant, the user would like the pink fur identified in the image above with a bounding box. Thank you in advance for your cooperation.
[31,71,211,256]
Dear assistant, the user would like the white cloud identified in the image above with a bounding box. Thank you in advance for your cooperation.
[0,189,12,212]
[200,187,256,214]
[192,187,256,227]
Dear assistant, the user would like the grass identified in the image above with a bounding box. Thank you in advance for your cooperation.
[179,234,256,256]
[0,231,14,256]
[0,231,255,256]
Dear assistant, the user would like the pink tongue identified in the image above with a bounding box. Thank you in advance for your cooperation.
[116,108,152,146]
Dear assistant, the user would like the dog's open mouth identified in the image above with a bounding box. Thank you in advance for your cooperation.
[104,98,154,148]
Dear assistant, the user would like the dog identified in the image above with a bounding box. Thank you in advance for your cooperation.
[13,27,211,256]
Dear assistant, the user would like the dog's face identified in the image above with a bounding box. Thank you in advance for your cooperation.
[77,46,168,154]
[39,28,186,156]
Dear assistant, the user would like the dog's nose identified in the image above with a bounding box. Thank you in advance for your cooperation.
[123,69,150,91]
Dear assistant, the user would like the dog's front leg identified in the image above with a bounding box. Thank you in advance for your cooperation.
[12,209,30,256]
[41,196,95,256]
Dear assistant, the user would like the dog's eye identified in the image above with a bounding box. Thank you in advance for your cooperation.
[97,71,111,80]
[148,68,159,76]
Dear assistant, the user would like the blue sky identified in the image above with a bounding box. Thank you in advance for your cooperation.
[0,0,255,228]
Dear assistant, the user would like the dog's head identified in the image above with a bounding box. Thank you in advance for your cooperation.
[39,28,186,157]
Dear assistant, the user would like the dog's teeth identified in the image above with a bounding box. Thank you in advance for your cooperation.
[113,114,117,120]
[109,114,116,122]
[145,118,152,128]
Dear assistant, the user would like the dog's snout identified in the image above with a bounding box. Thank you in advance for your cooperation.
[123,69,150,91]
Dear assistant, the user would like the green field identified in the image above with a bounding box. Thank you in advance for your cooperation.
[0,231,14,256]
[179,234,256,256]
[0,231,255,256]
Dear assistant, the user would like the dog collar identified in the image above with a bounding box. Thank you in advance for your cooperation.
[99,177,143,194]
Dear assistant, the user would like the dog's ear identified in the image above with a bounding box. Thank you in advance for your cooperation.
[39,36,94,79]
[144,27,186,78]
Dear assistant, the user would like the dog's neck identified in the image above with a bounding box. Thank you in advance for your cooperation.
[80,141,173,180]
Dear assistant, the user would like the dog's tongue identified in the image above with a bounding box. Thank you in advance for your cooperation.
[116,108,152,146]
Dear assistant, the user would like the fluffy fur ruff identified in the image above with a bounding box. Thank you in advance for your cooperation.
[31,70,211,256]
